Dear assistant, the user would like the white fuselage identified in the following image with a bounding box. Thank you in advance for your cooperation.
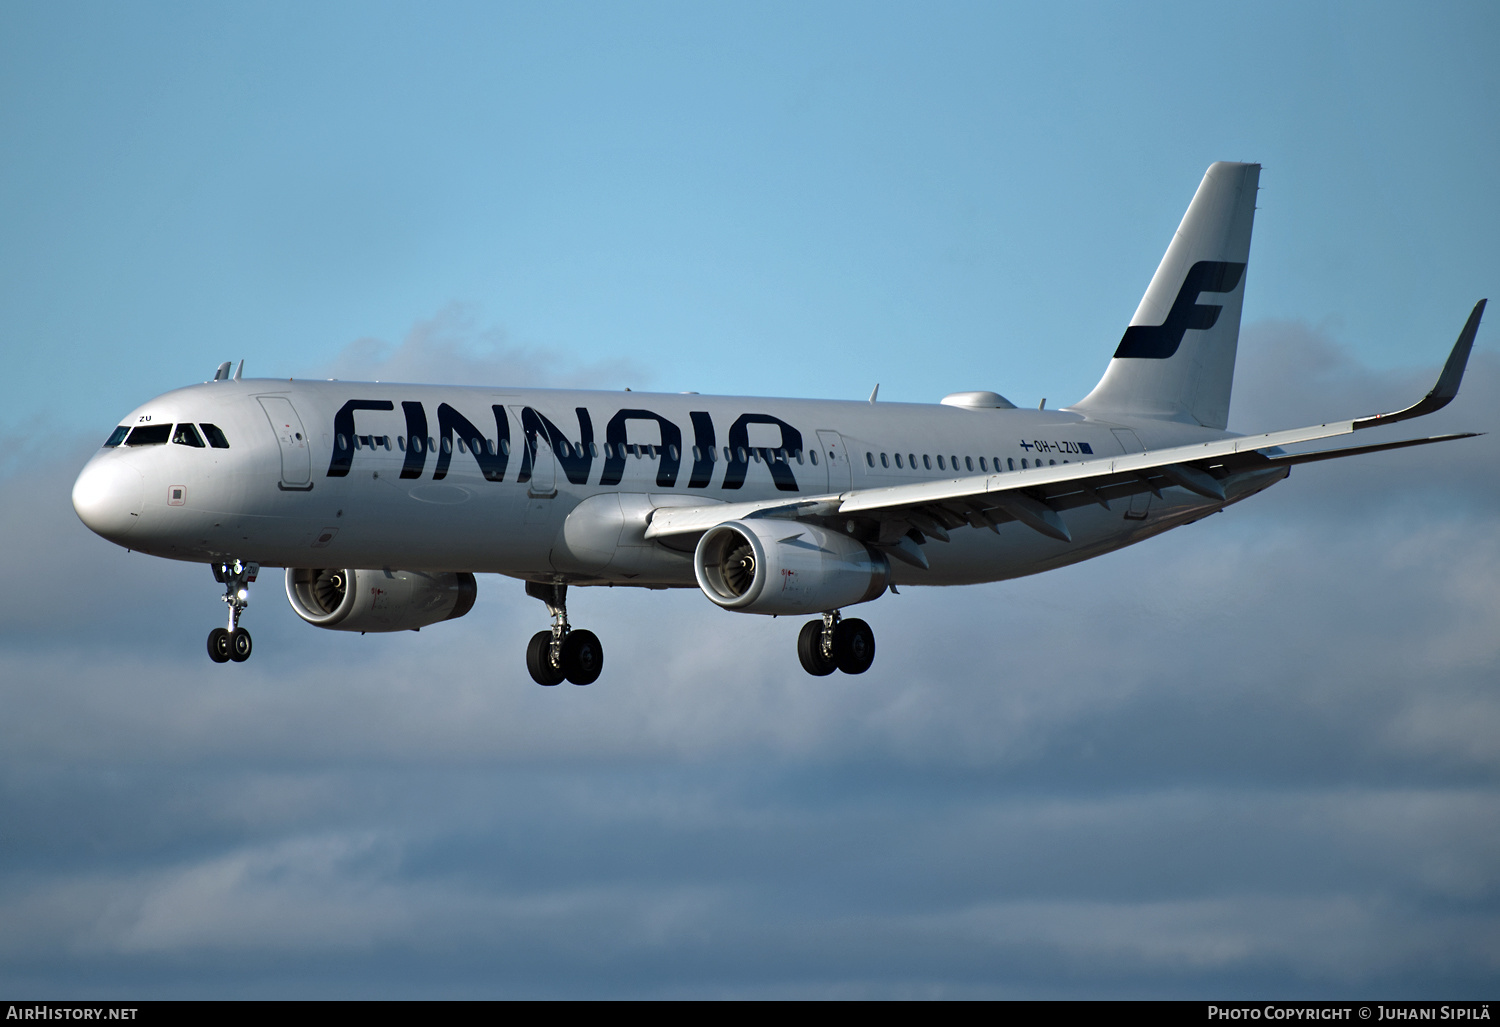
[71,378,1284,590]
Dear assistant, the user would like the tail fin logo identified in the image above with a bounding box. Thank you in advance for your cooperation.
[1113,260,1246,360]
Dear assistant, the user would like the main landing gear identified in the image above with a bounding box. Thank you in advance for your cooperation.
[524,581,603,686]
[797,611,876,676]
[207,560,258,664]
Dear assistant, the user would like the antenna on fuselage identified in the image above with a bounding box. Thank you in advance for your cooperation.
[233,359,244,381]
[213,361,232,382]
[868,384,880,403]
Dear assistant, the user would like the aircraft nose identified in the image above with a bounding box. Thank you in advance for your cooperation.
[72,456,145,540]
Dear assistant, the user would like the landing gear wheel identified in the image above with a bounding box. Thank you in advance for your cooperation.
[229,629,252,663]
[797,620,836,676]
[526,630,565,686]
[560,630,603,685]
[207,627,231,663]
[832,618,875,675]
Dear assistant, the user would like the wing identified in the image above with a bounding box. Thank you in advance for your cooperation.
[646,301,1486,566]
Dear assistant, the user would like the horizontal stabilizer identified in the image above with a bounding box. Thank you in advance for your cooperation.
[1260,432,1481,467]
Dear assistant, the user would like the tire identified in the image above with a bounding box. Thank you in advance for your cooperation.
[560,629,604,685]
[526,630,565,686]
[207,627,231,664]
[797,620,836,676]
[229,628,252,662]
[832,618,875,675]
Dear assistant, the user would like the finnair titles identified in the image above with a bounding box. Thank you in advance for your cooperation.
[72,163,1485,684]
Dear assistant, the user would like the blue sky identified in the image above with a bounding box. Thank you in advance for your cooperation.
[2,0,1498,998]
[3,1,1496,426]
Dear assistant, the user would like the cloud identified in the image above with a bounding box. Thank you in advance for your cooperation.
[313,303,652,392]
[4,319,1498,996]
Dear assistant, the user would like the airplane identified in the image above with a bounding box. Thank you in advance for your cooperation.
[71,162,1485,685]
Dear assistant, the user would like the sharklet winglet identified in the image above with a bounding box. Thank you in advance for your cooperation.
[1353,299,1486,430]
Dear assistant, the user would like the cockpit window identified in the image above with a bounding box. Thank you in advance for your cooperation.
[172,423,206,448]
[103,426,130,448]
[125,424,171,446]
[199,424,230,449]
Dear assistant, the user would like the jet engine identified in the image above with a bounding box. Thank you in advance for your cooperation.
[285,568,477,632]
[693,520,889,616]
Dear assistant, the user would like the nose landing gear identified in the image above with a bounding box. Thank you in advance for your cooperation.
[797,611,875,676]
[524,581,604,686]
[207,560,258,664]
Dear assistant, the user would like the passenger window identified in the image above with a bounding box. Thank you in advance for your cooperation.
[1021,458,1029,469]
[965,456,973,472]
[125,424,171,446]
[199,424,231,449]
[104,426,130,448]
[810,450,819,465]
[880,453,889,468]
[1008,458,1015,471]
[172,423,205,447]
[978,457,987,471]
[894,453,903,468]
[397,436,407,452]
[500,439,510,456]
[936,455,945,470]
[950,455,959,469]
[866,452,874,467]
[923,455,932,470]
[1049,459,1056,466]
[908,453,916,469]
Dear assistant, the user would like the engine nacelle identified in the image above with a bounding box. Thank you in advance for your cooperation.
[285,568,477,632]
[693,519,889,616]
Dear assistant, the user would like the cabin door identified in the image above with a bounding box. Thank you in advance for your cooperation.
[257,395,313,490]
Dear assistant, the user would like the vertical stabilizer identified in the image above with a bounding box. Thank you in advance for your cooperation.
[1070,162,1259,429]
